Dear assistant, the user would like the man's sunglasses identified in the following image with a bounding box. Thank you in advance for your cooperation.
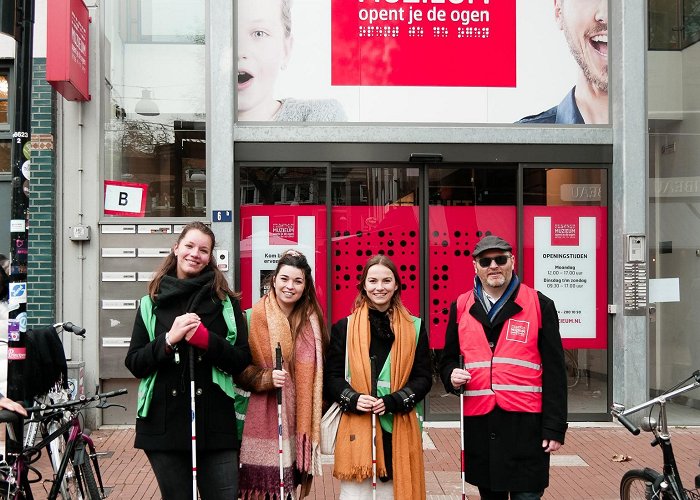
[477,255,511,267]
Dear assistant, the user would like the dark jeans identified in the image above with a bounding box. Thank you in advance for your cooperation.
[146,449,239,500]
[478,488,544,500]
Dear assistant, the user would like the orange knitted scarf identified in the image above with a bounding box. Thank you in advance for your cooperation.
[333,303,426,499]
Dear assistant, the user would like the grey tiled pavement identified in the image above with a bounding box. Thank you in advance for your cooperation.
[29,424,700,499]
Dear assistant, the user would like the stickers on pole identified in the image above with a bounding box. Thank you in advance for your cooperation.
[8,321,20,342]
[10,220,25,232]
[104,180,148,217]
[9,282,27,305]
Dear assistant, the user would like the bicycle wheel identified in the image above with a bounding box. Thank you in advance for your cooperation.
[620,468,667,500]
[565,349,580,388]
[70,449,100,500]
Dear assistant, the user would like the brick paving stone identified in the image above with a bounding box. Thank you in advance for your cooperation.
[26,425,700,499]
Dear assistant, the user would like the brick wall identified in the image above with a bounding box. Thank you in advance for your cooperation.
[27,58,57,328]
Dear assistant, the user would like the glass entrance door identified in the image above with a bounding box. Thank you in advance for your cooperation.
[426,166,518,418]
[237,161,610,420]
[329,165,421,323]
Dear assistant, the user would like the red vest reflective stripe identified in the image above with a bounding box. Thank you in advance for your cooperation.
[456,284,543,416]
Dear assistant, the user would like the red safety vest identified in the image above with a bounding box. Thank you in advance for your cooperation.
[456,284,543,416]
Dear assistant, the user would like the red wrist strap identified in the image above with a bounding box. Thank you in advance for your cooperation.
[188,322,209,350]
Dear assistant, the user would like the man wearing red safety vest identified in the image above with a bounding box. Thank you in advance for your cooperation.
[439,235,568,500]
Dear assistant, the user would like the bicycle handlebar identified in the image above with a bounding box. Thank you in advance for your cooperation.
[615,413,640,435]
[0,409,21,424]
[54,321,86,337]
[25,388,128,413]
[611,370,700,434]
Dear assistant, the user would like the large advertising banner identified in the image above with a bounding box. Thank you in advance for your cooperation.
[523,206,607,349]
[236,0,609,124]
[239,205,327,311]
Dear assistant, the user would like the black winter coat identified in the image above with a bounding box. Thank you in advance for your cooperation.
[125,278,251,452]
[439,284,568,492]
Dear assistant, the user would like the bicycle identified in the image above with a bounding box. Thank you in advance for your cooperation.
[2,321,88,498]
[611,369,700,500]
[0,388,128,499]
[27,322,87,498]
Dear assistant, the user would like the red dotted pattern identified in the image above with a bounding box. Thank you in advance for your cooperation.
[331,206,420,324]
[428,206,516,348]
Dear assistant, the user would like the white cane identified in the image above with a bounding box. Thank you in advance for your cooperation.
[370,355,377,500]
[458,354,466,500]
[276,343,285,500]
[189,345,198,499]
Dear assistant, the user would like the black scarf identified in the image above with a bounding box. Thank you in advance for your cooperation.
[155,269,216,313]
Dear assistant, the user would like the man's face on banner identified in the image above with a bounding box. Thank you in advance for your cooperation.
[237,0,292,119]
[556,0,608,94]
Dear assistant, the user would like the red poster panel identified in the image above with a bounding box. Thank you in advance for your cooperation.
[331,0,516,87]
[331,206,420,324]
[523,206,607,349]
[46,0,91,101]
[428,206,516,349]
[240,206,327,312]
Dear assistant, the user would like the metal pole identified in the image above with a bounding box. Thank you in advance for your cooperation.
[275,343,284,500]
[370,355,377,500]
[189,346,198,499]
[7,0,35,454]
[458,355,465,500]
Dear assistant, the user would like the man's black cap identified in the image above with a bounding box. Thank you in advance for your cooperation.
[473,235,512,257]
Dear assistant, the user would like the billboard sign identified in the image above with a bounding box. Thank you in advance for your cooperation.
[236,0,609,124]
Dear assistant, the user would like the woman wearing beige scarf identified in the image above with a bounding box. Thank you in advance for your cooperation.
[237,250,328,499]
[325,255,432,499]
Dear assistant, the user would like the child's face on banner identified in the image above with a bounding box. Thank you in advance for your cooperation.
[237,0,293,120]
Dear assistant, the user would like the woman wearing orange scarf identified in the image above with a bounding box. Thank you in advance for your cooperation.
[325,255,432,499]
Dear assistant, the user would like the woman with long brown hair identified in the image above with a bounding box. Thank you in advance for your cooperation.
[325,255,432,499]
[237,249,328,499]
[125,222,251,499]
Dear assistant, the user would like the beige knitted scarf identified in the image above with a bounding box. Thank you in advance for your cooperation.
[238,291,324,498]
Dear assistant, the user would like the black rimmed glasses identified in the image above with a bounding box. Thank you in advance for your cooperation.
[477,255,511,268]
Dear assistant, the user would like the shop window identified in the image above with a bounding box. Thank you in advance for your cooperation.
[329,165,421,323]
[239,166,328,311]
[649,0,700,50]
[103,1,206,218]
[0,139,9,175]
[239,167,325,206]
[0,74,8,125]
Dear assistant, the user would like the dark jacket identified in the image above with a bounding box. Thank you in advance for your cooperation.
[324,309,432,479]
[439,283,568,492]
[125,277,251,451]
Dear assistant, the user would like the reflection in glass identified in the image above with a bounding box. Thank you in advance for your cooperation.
[0,140,10,174]
[0,75,8,124]
[103,1,206,218]
[240,167,326,206]
[648,130,700,424]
